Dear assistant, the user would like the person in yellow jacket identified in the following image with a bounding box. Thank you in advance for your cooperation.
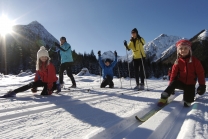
[124,28,146,90]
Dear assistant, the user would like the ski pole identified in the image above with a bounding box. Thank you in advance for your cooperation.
[141,57,149,91]
[117,62,122,88]
[126,49,132,89]
[99,66,102,85]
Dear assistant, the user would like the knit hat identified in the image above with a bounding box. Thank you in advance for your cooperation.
[176,39,192,48]
[105,59,111,63]
[60,36,66,41]
[175,39,192,64]
[36,46,50,70]
[37,46,50,60]
[131,28,138,34]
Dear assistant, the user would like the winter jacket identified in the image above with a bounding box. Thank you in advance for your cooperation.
[59,42,73,63]
[34,62,58,90]
[126,37,146,59]
[99,56,117,79]
[170,56,205,85]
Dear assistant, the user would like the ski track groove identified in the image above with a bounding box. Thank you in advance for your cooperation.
[0,85,149,121]
[88,83,169,139]
[0,80,169,138]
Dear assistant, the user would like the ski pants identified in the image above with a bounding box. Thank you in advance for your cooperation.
[13,80,57,95]
[133,58,145,85]
[59,62,76,85]
[164,80,195,103]
[100,75,114,88]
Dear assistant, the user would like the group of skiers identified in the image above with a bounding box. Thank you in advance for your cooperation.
[1,28,207,108]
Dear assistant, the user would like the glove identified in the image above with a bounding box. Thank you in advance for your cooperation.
[54,42,60,47]
[197,85,206,95]
[31,88,37,93]
[98,51,101,56]
[124,40,127,47]
[114,51,117,57]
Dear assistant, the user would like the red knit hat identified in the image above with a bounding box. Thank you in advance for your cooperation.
[176,39,192,47]
[175,39,192,64]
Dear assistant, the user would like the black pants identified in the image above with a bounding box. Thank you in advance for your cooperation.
[133,58,145,85]
[101,75,114,88]
[164,80,195,103]
[13,80,57,95]
[59,62,76,85]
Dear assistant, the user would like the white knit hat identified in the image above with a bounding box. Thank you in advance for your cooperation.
[36,46,50,70]
[37,46,50,60]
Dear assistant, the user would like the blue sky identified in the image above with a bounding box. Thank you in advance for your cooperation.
[0,0,208,56]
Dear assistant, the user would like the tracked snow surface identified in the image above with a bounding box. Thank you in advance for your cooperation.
[0,74,207,139]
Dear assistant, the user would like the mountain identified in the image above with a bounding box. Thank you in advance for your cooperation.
[11,21,59,47]
[144,34,183,62]
[101,51,127,62]
[162,29,208,64]
[197,29,208,40]
[101,51,116,61]
[0,21,60,74]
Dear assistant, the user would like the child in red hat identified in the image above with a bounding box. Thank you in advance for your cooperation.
[158,39,206,107]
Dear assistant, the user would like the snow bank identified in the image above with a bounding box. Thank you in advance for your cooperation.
[17,71,33,77]
[0,73,4,79]
[76,68,91,76]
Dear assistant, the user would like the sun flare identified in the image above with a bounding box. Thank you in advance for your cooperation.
[0,15,14,36]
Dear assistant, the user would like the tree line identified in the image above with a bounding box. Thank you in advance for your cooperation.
[0,38,172,78]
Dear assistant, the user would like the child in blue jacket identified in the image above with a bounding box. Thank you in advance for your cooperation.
[98,51,117,88]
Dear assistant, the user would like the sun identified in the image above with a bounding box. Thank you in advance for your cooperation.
[0,15,14,36]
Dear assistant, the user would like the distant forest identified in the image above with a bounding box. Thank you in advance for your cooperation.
[1,35,207,79]
[0,38,171,78]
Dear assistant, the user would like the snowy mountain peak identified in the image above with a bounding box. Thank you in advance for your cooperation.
[198,29,208,40]
[28,21,41,25]
[101,51,116,61]
[7,21,59,51]
[158,34,168,38]
[144,34,183,62]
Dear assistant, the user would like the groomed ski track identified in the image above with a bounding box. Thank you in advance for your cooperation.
[0,76,207,139]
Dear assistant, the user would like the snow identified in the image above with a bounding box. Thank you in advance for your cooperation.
[198,30,208,40]
[76,68,91,76]
[0,74,208,139]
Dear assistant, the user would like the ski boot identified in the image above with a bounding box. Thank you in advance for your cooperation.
[184,101,191,107]
[138,83,145,90]
[69,84,76,89]
[134,85,139,90]
[1,90,16,98]
[56,83,62,94]
[157,92,169,107]
[109,84,114,88]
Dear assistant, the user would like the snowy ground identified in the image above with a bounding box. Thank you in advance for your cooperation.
[0,74,207,139]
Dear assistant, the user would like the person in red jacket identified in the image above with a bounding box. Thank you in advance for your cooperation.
[1,46,59,98]
[158,39,206,107]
